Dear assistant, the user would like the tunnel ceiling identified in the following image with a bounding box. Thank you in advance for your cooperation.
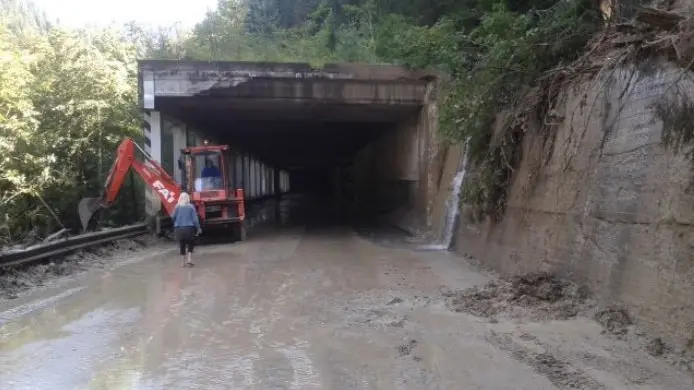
[143,61,430,171]
[157,96,417,170]
[157,96,419,123]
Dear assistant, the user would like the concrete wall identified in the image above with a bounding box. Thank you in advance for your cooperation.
[143,111,200,215]
[429,143,465,243]
[161,114,188,182]
[351,129,415,214]
[140,60,428,104]
[142,110,161,216]
[351,81,445,231]
[418,82,447,230]
[455,62,694,344]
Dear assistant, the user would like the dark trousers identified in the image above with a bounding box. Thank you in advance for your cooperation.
[174,226,196,255]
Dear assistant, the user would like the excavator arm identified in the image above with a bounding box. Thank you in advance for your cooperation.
[78,137,182,231]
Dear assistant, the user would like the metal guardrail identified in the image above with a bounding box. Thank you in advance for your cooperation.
[0,223,149,268]
[155,216,173,233]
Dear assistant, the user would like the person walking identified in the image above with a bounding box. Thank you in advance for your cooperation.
[172,192,202,267]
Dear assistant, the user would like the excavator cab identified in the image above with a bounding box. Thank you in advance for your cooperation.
[179,149,225,192]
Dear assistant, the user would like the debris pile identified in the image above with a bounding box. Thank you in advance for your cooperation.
[593,306,632,335]
[587,6,694,69]
[444,272,591,321]
[646,337,666,357]
[397,339,418,357]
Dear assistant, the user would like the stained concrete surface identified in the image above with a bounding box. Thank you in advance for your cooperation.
[454,62,694,345]
[1,209,693,389]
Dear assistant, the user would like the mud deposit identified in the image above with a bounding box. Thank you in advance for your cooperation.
[1,226,693,389]
[489,331,606,390]
[396,339,418,357]
[442,270,694,386]
[0,237,158,300]
[593,306,631,335]
[444,272,592,321]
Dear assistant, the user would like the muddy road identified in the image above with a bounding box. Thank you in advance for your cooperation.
[1,221,692,389]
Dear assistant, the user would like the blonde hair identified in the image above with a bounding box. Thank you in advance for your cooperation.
[177,192,190,206]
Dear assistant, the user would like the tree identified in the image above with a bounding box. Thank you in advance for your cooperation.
[1,5,143,243]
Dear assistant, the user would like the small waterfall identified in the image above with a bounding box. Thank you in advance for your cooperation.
[418,147,469,251]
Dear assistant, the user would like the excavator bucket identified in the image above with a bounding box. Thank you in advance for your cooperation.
[78,197,103,232]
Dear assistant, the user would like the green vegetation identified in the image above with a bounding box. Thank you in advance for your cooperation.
[1,0,604,245]
[1,0,142,244]
[445,1,600,220]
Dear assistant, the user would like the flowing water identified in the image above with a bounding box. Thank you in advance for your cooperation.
[418,147,469,251]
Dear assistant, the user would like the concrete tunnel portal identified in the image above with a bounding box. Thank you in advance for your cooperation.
[139,60,443,231]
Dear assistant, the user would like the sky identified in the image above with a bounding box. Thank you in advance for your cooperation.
[30,0,220,28]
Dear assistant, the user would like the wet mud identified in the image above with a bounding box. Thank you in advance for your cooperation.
[1,211,693,389]
[593,306,632,336]
[488,331,606,390]
[443,272,593,322]
[0,237,162,300]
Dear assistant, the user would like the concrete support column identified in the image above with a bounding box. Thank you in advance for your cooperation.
[143,110,162,216]
[171,121,187,184]
[274,167,281,196]
[420,81,444,230]
[187,126,205,147]
[273,167,281,221]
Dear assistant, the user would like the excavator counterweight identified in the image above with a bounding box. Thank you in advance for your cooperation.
[79,137,246,241]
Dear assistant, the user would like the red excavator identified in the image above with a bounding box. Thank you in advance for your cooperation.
[78,137,246,241]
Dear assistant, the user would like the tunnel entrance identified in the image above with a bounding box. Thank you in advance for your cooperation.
[140,60,442,234]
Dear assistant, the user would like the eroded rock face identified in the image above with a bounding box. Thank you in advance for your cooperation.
[454,61,694,344]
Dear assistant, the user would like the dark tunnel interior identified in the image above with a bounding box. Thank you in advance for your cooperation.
[215,120,395,192]
[157,96,421,230]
